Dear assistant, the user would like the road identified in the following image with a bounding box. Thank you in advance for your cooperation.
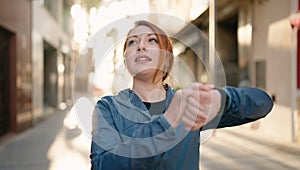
[0,109,299,170]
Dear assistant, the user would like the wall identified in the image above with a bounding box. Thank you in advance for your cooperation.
[32,0,73,123]
[0,0,32,132]
[253,0,292,105]
[250,0,294,142]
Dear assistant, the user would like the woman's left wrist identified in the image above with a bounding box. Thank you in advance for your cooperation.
[213,88,227,114]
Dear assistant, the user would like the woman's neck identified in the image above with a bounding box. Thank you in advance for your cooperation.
[132,79,166,102]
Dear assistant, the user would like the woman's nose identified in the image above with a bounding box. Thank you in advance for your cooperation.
[137,41,147,52]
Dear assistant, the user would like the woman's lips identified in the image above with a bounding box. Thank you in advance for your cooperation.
[135,55,152,63]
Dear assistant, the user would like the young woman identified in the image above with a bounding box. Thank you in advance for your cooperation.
[90,20,273,170]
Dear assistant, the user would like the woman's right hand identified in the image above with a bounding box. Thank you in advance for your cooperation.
[164,83,213,129]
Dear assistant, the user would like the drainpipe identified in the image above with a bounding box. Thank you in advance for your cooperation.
[291,26,298,143]
[209,0,216,85]
[290,0,299,142]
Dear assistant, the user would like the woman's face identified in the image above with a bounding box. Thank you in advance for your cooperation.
[124,25,162,79]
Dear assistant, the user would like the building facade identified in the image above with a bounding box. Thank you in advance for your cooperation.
[31,0,74,123]
[0,0,74,137]
[0,0,32,135]
[175,0,300,143]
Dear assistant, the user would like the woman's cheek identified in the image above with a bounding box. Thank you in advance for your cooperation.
[124,47,135,58]
[125,59,136,75]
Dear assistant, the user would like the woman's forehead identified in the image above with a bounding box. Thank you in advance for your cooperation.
[128,25,156,37]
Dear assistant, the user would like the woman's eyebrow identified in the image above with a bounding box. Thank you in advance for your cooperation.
[128,33,157,38]
[147,33,156,37]
[128,35,138,39]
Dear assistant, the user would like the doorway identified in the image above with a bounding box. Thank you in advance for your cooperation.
[218,13,239,86]
[0,26,13,136]
[43,41,58,112]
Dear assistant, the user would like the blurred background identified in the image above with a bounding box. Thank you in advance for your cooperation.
[0,0,300,169]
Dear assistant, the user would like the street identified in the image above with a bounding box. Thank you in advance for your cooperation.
[200,128,300,169]
[0,109,299,170]
[0,110,91,170]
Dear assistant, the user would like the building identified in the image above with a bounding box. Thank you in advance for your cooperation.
[32,0,74,123]
[0,0,74,137]
[0,0,32,135]
[175,0,300,143]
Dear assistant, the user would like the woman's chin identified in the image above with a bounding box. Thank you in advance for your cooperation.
[132,68,157,78]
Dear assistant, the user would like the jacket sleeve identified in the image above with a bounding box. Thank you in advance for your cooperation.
[202,86,274,130]
[90,98,185,170]
[91,140,163,170]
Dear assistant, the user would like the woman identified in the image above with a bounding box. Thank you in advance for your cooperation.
[90,20,273,170]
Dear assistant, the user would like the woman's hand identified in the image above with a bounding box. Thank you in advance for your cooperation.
[183,88,222,130]
[164,83,216,129]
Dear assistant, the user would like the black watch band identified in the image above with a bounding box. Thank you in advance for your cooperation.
[214,88,229,114]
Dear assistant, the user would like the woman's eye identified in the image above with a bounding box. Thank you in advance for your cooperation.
[149,38,158,43]
[127,40,137,46]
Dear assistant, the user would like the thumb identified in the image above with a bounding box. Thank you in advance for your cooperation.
[192,83,214,91]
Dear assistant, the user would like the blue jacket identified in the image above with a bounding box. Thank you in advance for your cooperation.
[90,85,273,170]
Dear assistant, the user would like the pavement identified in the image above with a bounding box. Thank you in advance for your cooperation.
[200,127,300,170]
[0,109,299,170]
[0,109,91,170]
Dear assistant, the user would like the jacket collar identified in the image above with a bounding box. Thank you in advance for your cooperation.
[114,84,174,114]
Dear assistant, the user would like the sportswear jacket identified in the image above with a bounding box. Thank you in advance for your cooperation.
[90,85,273,170]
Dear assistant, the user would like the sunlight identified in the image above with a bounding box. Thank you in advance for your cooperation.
[47,130,91,170]
[190,0,209,20]
[48,97,95,169]
[71,4,89,52]
[70,0,150,95]
[238,23,252,46]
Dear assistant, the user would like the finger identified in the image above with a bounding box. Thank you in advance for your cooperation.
[181,88,200,107]
[195,112,207,124]
[180,88,194,102]
[190,116,207,130]
[185,98,205,121]
[185,104,208,122]
[198,84,214,91]
[183,108,198,123]
[182,108,207,128]
[186,118,206,131]
[189,83,214,91]
[182,115,197,129]
[186,89,203,108]
[187,96,203,110]
[186,96,209,120]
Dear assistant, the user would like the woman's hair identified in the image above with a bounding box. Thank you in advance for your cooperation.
[123,20,174,83]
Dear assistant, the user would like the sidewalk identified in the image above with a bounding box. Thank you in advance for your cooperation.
[0,109,300,170]
[200,127,300,170]
[0,110,91,170]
